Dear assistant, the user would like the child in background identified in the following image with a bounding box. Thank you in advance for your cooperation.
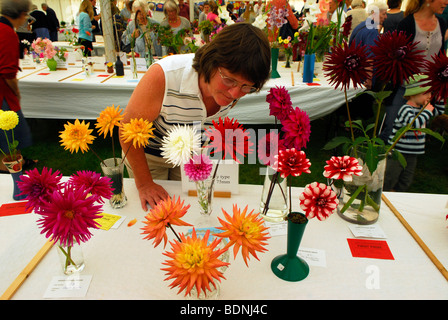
[383,74,445,192]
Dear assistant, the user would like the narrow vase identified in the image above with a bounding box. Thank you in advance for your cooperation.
[271,212,309,282]
[270,47,281,79]
[302,53,315,83]
[2,155,27,201]
[46,58,57,71]
[58,244,85,275]
[100,158,127,209]
[194,177,216,227]
[259,167,288,222]
[285,53,291,68]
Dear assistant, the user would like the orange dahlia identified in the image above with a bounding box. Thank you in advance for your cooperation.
[161,229,229,297]
[95,105,124,138]
[216,204,270,266]
[141,195,192,248]
[120,118,155,149]
[59,119,95,153]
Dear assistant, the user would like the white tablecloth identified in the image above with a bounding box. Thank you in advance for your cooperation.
[17,60,360,124]
[1,176,447,300]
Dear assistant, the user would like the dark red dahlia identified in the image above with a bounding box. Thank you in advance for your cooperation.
[423,52,448,102]
[370,30,425,87]
[323,40,371,90]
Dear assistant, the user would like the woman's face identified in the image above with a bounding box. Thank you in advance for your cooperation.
[207,67,255,106]
[136,10,147,24]
[429,0,448,15]
[166,8,178,20]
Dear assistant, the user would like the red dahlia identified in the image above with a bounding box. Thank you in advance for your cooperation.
[423,52,448,102]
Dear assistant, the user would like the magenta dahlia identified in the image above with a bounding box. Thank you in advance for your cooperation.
[35,184,103,247]
[273,148,311,178]
[184,154,213,181]
[299,182,338,221]
[281,107,311,150]
[68,170,113,203]
[423,52,448,102]
[17,167,62,210]
[266,86,293,121]
[323,156,363,181]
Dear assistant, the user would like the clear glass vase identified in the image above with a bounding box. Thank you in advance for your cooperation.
[194,177,216,227]
[259,167,288,222]
[335,147,387,225]
[100,158,127,209]
[58,244,85,275]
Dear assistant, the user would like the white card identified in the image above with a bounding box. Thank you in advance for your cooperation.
[298,247,326,267]
[264,220,287,237]
[43,275,92,299]
[348,224,387,239]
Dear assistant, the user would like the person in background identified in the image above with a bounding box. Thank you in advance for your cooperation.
[241,3,256,23]
[346,0,368,38]
[77,0,94,56]
[41,3,59,42]
[148,2,155,17]
[120,23,271,210]
[329,0,346,25]
[178,0,189,20]
[379,0,448,143]
[198,1,210,41]
[120,0,133,26]
[0,0,36,172]
[16,10,35,47]
[207,0,222,25]
[160,0,191,35]
[89,0,101,39]
[29,4,50,39]
[111,0,125,52]
[383,0,404,33]
[226,3,237,21]
[383,75,445,191]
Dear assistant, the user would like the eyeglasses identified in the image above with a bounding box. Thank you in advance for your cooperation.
[218,68,258,93]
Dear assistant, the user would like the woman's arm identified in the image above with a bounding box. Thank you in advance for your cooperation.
[120,64,169,211]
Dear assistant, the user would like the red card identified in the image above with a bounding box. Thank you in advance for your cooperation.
[306,82,321,86]
[37,73,50,75]
[0,201,32,217]
[347,238,394,260]
[97,74,109,77]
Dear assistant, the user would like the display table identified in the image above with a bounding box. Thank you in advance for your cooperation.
[1,176,447,300]
[17,60,361,124]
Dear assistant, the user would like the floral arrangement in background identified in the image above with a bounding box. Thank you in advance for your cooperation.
[54,46,69,62]
[31,37,56,60]
[278,36,293,64]
[59,27,79,46]
[142,195,269,297]
[265,0,290,48]
[0,110,20,162]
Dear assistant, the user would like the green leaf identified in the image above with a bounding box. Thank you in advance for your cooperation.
[322,136,351,150]
[418,128,446,144]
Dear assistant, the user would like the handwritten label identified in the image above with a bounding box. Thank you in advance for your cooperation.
[95,213,122,230]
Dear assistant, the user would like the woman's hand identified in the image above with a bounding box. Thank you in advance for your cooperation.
[137,181,170,211]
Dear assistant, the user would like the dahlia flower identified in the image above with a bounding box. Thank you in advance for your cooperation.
[423,52,448,102]
[323,155,363,181]
[160,124,201,167]
[184,153,213,181]
[204,117,254,163]
[95,105,124,138]
[17,167,63,210]
[281,107,311,150]
[68,170,113,203]
[35,184,103,247]
[273,148,311,178]
[370,30,425,87]
[0,110,19,131]
[323,40,371,90]
[162,228,229,297]
[299,182,338,221]
[216,204,270,266]
[59,119,96,153]
[120,118,155,149]
[142,195,192,248]
[266,86,293,121]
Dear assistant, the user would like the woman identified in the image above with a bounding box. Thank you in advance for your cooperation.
[160,0,191,35]
[207,1,222,25]
[121,0,162,57]
[346,0,368,38]
[120,23,271,210]
[0,0,35,171]
[383,0,404,33]
[77,0,94,56]
[379,0,448,142]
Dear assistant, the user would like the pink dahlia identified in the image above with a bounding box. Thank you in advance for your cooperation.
[323,156,363,181]
[184,154,213,181]
[35,184,103,247]
[299,182,338,221]
[257,130,285,166]
[281,107,311,150]
[68,170,113,203]
[18,167,62,210]
[273,148,311,178]
[266,86,293,121]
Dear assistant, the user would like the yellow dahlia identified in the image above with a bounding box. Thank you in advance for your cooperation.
[120,118,154,149]
[95,105,124,138]
[0,110,19,131]
[162,229,229,297]
[59,119,95,153]
[141,195,192,248]
[216,204,270,266]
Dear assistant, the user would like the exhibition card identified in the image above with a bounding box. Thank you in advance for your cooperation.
[347,238,394,260]
[43,275,92,299]
[0,201,32,217]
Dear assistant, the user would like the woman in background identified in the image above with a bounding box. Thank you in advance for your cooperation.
[160,0,191,35]
[77,0,94,56]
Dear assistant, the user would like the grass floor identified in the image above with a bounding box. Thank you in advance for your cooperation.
[18,114,448,194]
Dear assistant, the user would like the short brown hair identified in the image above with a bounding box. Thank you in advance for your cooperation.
[192,23,271,91]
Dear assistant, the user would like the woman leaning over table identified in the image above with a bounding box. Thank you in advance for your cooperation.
[160,0,191,35]
[0,0,35,172]
[120,23,271,211]
[77,0,94,57]
[379,0,448,142]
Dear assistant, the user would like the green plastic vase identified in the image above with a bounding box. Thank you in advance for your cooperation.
[46,58,57,71]
[271,212,309,282]
[270,47,280,79]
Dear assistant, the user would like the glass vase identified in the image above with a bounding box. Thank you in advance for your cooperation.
[302,53,315,83]
[131,50,138,79]
[2,155,27,201]
[100,158,127,209]
[335,146,387,225]
[259,167,288,222]
[270,47,280,79]
[58,244,85,275]
[285,53,291,68]
[271,212,309,282]
[194,177,216,227]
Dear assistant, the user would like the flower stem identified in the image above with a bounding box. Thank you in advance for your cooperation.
[344,88,355,142]
[58,245,77,268]
[167,223,182,243]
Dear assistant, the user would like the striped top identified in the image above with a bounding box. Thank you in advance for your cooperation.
[144,53,236,157]
[387,103,445,154]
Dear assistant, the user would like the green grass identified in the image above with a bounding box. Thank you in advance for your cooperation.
[20,115,448,194]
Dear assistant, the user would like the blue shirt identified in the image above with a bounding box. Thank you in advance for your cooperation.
[77,12,93,41]
[349,19,380,57]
